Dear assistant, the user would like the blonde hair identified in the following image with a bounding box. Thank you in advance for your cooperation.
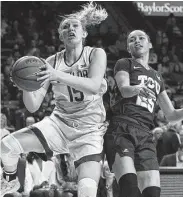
[58,2,108,34]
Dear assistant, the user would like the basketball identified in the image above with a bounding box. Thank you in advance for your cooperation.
[11,56,46,92]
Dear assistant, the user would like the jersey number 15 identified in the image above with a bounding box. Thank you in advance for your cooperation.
[67,86,84,102]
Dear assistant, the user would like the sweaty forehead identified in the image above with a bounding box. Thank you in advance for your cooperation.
[128,30,147,39]
[61,18,81,27]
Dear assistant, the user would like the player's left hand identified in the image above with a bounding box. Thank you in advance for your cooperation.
[36,59,58,86]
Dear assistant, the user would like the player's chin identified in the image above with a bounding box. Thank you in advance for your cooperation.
[67,38,80,45]
[132,51,143,58]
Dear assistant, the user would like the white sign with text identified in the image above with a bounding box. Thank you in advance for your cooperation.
[135,1,183,17]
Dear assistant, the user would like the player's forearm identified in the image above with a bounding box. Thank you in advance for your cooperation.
[23,88,46,113]
[166,108,183,122]
[23,91,41,113]
[55,71,101,94]
[119,85,140,98]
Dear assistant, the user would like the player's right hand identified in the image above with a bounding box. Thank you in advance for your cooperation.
[136,84,156,100]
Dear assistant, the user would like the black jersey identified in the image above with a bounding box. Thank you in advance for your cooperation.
[110,58,165,129]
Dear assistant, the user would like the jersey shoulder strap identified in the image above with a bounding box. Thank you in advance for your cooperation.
[53,53,57,69]
[127,58,133,73]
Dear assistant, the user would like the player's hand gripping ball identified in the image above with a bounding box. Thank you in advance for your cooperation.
[11,56,46,91]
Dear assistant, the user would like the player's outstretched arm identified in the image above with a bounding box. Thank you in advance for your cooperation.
[23,56,54,113]
[158,90,183,122]
[115,70,155,99]
[37,48,107,95]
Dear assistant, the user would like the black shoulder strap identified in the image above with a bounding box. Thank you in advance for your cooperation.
[53,53,57,69]
[89,47,96,63]
[127,58,133,73]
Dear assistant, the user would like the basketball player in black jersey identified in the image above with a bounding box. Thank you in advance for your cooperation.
[104,30,183,197]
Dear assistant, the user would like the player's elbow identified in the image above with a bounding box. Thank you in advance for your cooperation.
[86,80,101,94]
[27,108,37,113]
[24,102,41,113]
[23,93,42,113]
[165,114,174,122]
[90,88,99,95]
[120,90,128,98]
[87,89,98,95]
[89,84,101,95]
[120,88,130,98]
[165,110,178,122]
[26,105,39,113]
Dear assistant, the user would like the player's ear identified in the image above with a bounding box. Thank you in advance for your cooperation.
[59,34,63,42]
[127,44,130,53]
[82,31,88,39]
[149,42,152,49]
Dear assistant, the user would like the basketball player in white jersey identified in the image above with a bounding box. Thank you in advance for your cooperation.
[1,3,108,197]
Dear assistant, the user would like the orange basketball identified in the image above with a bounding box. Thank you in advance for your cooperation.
[11,56,45,91]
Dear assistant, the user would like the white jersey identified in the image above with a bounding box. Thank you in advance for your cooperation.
[51,46,107,126]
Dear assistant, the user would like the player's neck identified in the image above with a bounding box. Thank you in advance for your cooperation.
[134,54,150,69]
[65,44,83,65]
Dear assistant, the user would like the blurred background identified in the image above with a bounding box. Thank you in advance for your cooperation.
[1,1,183,130]
[1,1,183,197]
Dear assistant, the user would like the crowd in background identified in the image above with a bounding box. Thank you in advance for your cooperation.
[1,2,183,197]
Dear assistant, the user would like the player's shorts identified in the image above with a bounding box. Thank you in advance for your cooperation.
[14,113,107,168]
[104,118,159,171]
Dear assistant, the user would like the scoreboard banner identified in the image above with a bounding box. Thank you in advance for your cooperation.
[135,1,183,17]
